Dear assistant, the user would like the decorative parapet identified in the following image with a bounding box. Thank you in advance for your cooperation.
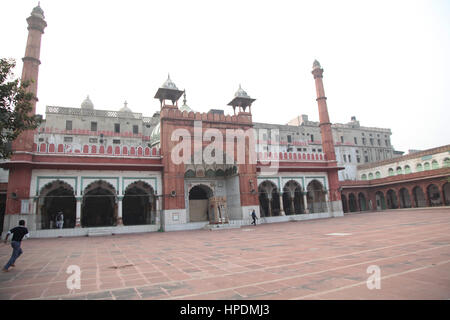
[46,106,143,120]
[33,142,161,158]
[257,151,326,162]
[36,127,151,141]
[160,108,252,124]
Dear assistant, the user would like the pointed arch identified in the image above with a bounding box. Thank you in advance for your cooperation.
[123,181,156,225]
[306,179,327,213]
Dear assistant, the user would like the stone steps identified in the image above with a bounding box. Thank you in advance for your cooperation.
[204,223,241,231]
[87,227,114,237]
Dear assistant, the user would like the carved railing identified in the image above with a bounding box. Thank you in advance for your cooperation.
[257,152,325,162]
[33,143,160,157]
[46,106,143,119]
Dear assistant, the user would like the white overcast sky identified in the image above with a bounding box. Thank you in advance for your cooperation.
[1,0,449,153]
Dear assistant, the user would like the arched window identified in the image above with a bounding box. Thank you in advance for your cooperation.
[388,168,394,176]
[404,165,411,174]
[396,166,402,175]
[424,162,430,170]
[444,158,450,168]
[416,163,423,172]
[375,171,381,179]
[368,173,374,180]
[431,160,438,170]
[361,174,367,180]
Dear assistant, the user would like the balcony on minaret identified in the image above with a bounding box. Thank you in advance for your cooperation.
[227,84,255,117]
[154,74,184,110]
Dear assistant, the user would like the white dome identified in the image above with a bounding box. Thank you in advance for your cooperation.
[119,101,132,113]
[150,122,160,144]
[235,84,250,98]
[161,74,178,90]
[81,95,94,109]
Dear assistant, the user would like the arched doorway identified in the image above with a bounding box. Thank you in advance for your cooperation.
[375,191,386,210]
[386,189,398,209]
[307,180,327,213]
[189,184,213,222]
[38,180,76,229]
[258,181,280,217]
[358,193,367,211]
[341,194,348,213]
[123,181,155,225]
[82,180,117,227]
[443,183,450,206]
[282,180,305,215]
[427,184,442,206]
[399,188,411,208]
[412,186,426,207]
[348,193,357,212]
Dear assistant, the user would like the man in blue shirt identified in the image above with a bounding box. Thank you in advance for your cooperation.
[2,220,29,272]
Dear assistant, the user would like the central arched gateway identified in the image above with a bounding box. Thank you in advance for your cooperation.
[123,181,156,225]
[38,180,76,229]
[189,184,213,222]
[82,180,117,227]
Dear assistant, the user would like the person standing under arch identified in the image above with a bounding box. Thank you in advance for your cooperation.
[56,211,64,229]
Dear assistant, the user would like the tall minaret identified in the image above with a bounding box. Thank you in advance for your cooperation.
[312,60,336,161]
[12,3,47,152]
[4,4,47,220]
[312,60,342,207]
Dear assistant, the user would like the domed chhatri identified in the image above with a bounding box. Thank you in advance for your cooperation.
[81,95,94,110]
[31,2,45,19]
[154,74,184,108]
[227,84,255,114]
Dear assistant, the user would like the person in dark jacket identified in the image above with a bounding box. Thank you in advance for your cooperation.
[251,210,258,225]
[2,220,29,272]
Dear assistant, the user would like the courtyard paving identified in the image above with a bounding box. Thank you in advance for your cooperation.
[0,208,449,300]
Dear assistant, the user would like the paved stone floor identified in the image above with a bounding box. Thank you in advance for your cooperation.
[0,208,449,300]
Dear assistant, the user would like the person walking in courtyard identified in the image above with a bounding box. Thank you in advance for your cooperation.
[251,209,258,226]
[2,220,29,272]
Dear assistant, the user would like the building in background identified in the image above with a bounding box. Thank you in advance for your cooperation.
[255,114,398,181]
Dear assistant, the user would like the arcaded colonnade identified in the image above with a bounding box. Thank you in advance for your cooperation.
[341,169,450,213]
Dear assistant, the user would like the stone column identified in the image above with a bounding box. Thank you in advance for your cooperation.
[303,192,309,214]
[325,192,330,213]
[279,194,285,215]
[288,196,294,214]
[75,197,82,228]
[117,196,123,226]
[441,186,447,206]
[268,198,272,217]
[410,189,416,208]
